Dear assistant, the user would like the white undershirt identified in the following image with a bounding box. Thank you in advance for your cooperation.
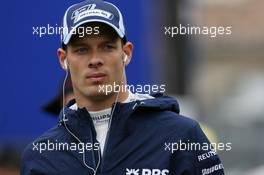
[69,91,154,155]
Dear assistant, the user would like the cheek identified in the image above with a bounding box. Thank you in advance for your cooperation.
[69,65,82,82]
[68,60,86,85]
[68,56,86,74]
[109,60,124,81]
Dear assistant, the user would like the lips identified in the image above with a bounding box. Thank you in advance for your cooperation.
[86,73,106,82]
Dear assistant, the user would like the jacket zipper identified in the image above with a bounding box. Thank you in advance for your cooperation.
[99,103,118,173]
[88,112,102,173]
[62,112,98,174]
[83,109,100,174]
[89,127,97,168]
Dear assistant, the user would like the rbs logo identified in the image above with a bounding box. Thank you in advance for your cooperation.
[126,168,169,175]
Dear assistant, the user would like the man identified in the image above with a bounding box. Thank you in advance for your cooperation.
[21,0,225,174]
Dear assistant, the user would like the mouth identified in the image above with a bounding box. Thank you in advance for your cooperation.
[86,72,107,83]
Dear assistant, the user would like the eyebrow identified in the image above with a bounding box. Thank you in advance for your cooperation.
[70,37,118,47]
[69,42,87,48]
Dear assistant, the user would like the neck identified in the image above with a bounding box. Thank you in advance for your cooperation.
[75,88,129,111]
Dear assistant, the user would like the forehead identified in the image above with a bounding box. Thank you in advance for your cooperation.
[68,22,120,45]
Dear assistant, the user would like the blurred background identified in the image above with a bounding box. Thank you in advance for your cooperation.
[0,0,263,174]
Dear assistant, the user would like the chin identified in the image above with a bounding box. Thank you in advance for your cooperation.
[83,85,109,98]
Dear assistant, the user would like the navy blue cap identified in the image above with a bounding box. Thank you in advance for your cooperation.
[61,0,126,45]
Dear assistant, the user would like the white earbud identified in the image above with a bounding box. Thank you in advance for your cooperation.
[123,54,128,64]
[64,59,68,70]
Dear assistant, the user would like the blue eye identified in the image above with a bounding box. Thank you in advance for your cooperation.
[104,44,116,50]
[107,45,114,48]
[76,47,88,54]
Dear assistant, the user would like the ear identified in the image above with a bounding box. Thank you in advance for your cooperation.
[123,41,133,66]
[57,48,67,71]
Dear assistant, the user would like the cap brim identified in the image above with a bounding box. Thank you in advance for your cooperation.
[63,19,125,45]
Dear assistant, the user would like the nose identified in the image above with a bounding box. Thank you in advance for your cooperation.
[88,56,103,69]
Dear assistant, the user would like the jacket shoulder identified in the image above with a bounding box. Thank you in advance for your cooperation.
[21,125,71,174]
[21,125,67,160]
[151,110,200,132]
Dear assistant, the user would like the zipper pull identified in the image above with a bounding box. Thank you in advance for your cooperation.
[132,101,145,110]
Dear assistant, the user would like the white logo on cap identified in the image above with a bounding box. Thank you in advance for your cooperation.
[71,3,114,24]
[71,4,97,23]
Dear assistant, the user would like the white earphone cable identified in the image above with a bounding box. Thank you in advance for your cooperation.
[62,55,127,174]
[62,69,99,175]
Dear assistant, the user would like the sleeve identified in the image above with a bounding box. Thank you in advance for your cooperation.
[169,121,225,175]
[20,143,53,175]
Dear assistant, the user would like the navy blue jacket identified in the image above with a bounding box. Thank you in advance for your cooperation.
[21,94,225,175]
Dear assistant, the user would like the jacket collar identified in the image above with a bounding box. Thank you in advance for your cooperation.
[58,93,180,125]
